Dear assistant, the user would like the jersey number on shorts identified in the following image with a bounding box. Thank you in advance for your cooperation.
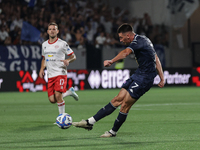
[60,79,64,89]
[130,82,139,93]
[60,79,64,85]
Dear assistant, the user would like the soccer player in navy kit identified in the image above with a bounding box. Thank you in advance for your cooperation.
[73,23,165,137]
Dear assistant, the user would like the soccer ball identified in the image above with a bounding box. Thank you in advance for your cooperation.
[56,113,72,129]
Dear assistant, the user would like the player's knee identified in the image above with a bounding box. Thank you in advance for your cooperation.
[55,94,62,102]
[48,97,56,103]
[111,96,123,106]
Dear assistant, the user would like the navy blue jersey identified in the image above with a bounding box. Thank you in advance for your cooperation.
[127,34,157,76]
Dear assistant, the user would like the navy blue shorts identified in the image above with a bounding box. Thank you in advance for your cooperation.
[121,73,155,99]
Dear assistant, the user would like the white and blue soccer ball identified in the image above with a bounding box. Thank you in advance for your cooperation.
[56,113,72,129]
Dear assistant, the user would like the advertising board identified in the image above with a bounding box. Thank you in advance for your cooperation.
[0,68,196,92]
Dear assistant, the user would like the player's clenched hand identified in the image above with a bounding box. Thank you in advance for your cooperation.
[61,60,69,66]
[158,80,165,88]
[104,60,113,67]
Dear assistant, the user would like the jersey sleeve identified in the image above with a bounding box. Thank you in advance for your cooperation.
[127,39,143,53]
[63,41,74,56]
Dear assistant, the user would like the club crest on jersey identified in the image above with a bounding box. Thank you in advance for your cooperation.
[55,45,59,49]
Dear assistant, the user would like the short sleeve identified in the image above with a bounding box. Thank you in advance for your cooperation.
[63,42,74,56]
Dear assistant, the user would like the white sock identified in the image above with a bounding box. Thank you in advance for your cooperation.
[88,117,96,125]
[62,90,72,98]
[109,129,117,135]
[57,100,65,114]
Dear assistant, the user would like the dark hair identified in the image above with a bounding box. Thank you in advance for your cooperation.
[117,23,133,33]
[48,22,59,29]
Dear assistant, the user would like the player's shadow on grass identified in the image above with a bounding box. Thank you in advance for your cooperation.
[13,121,54,133]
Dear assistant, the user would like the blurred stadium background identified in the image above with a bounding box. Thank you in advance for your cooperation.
[0,0,200,91]
[1,1,200,149]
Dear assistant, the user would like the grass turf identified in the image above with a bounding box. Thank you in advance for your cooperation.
[0,86,200,150]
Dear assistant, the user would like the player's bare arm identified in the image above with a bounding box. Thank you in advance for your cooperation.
[61,53,76,66]
[155,54,165,88]
[104,48,132,67]
[39,57,46,78]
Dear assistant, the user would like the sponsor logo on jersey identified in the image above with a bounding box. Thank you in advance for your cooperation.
[55,45,59,49]
[48,55,53,57]
[44,52,56,55]
[46,59,57,61]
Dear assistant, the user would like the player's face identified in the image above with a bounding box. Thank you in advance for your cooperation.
[47,25,59,39]
[118,32,131,45]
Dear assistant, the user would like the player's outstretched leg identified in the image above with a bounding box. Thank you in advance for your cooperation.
[62,87,79,101]
[73,102,117,130]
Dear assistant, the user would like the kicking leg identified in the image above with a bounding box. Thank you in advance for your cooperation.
[72,102,117,130]
[72,88,127,130]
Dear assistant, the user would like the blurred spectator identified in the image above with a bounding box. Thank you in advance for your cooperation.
[0,13,7,26]
[136,18,146,35]
[0,25,9,44]
[61,26,73,45]
[101,15,113,34]
[37,19,45,33]
[105,33,118,48]
[71,26,85,49]
[131,17,139,33]
[95,31,106,49]
[142,13,153,37]
[4,36,12,45]
[84,21,96,44]
[111,6,125,19]
[12,29,21,45]
[10,13,23,31]
[9,26,20,43]
[38,32,47,45]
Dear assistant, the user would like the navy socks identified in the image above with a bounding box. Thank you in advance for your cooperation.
[92,102,128,133]
[93,102,117,122]
[112,112,128,132]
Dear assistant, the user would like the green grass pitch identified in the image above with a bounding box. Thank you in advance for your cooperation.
[0,86,200,150]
